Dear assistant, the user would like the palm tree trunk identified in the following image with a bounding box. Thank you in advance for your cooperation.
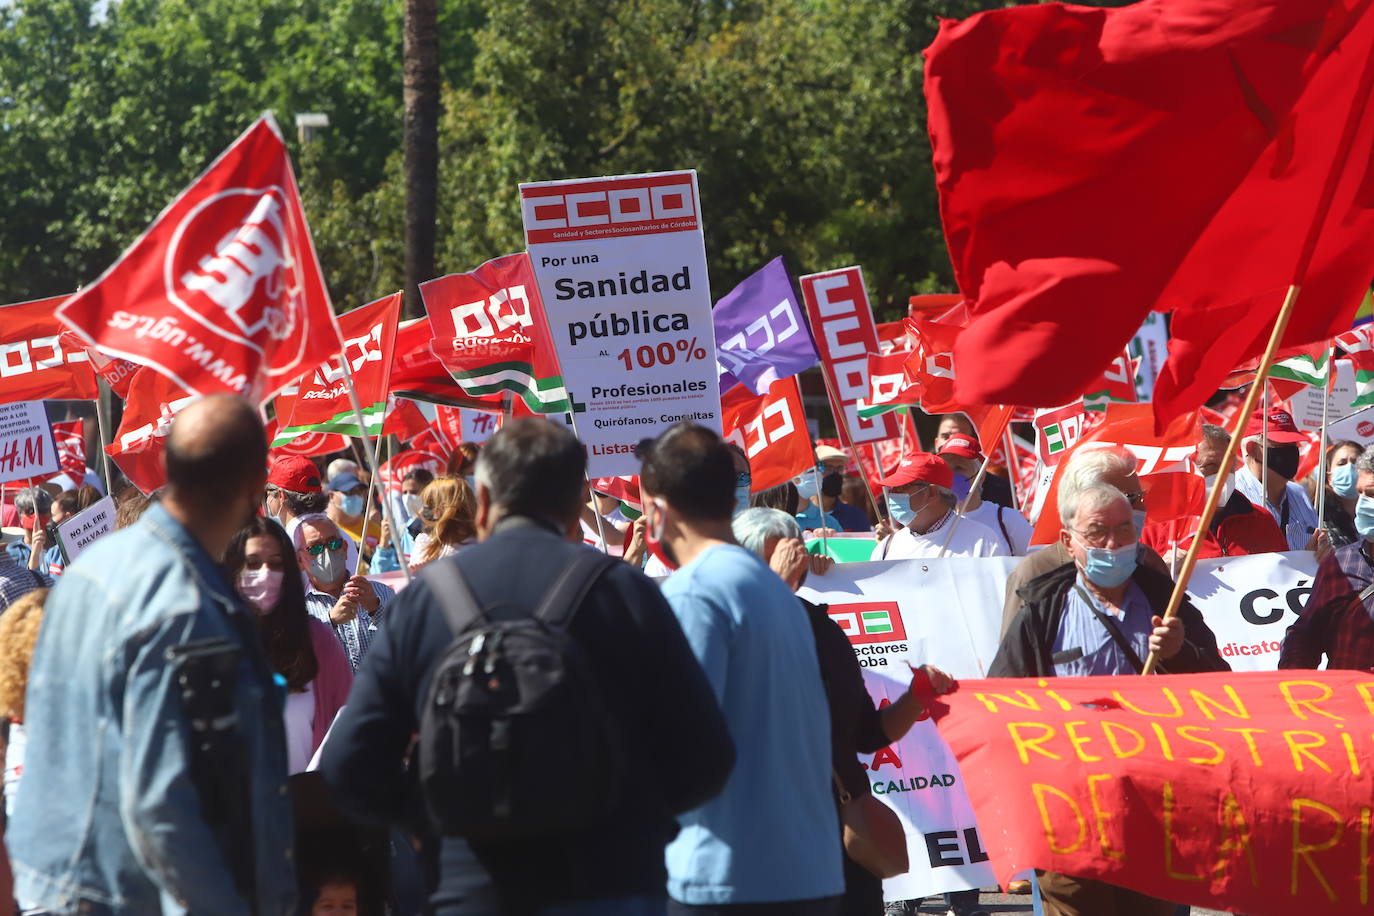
[403,0,439,318]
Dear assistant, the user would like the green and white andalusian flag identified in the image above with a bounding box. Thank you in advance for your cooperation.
[1268,349,1332,389]
[446,360,576,415]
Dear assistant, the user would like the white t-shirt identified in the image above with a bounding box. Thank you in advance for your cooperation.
[871,511,1008,560]
[961,501,1034,556]
[284,684,316,775]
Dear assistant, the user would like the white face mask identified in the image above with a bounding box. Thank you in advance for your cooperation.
[238,567,284,612]
[402,493,423,517]
[307,547,348,586]
[1203,472,1235,508]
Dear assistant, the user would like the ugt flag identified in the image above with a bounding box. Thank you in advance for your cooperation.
[57,114,342,403]
[713,257,818,395]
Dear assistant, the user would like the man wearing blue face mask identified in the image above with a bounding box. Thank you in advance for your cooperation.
[296,513,395,671]
[1279,444,1374,671]
[870,453,1006,560]
[326,470,382,559]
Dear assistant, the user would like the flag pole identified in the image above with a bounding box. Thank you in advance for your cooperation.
[337,358,412,582]
[1003,427,1023,512]
[937,450,991,559]
[1315,345,1335,529]
[94,380,115,495]
[356,456,380,574]
[1260,381,1270,500]
[1141,284,1303,674]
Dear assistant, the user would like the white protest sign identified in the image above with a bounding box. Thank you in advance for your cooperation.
[520,170,721,476]
[1182,550,1318,671]
[460,408,500,444]
[0,401,59,485]
[56,495,116,565]
[1288,358,1360,431]
[1329,403,1374,442]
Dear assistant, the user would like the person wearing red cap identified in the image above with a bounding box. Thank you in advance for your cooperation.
[937,434,1033,555]
[871,452,1006,561]
[1234,408,1322,552]
[264,455,328,542]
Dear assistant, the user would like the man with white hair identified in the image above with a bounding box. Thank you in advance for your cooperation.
[871,452,1006,560]
[999,445,1167,636]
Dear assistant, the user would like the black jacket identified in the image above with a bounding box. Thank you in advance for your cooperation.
[989,561,1230,678]
[321,515,735,915]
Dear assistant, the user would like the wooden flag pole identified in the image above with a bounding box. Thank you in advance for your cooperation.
[338,356,412,582]
[1141,284,1303,674]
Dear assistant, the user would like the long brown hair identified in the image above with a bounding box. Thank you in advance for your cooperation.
[418,476,477,565]
[225,517,318,692]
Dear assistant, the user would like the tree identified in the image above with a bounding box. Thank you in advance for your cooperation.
[402,0,440,318]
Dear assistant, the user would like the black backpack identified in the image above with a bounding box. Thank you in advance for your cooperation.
[417,549,623,839]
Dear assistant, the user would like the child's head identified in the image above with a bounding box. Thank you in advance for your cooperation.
[309,872,358,916]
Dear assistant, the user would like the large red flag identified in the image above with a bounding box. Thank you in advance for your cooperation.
[57,115,342,403]
[107,368,198,493]
[721,376,814,492]
[0,297,99,402]
[388,318,488,408]
[925,0,1374,417]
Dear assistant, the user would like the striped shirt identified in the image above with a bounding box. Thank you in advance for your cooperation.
[304,579,396,671]
[0,550,49,613]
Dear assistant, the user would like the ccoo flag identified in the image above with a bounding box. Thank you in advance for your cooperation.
[56,114,342,403]
[712,257,819,396]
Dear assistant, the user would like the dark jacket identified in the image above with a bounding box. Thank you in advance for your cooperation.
[320,515,735,915]
[989,560,1230,678]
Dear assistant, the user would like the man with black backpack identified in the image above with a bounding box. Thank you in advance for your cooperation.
[321,418,735,916]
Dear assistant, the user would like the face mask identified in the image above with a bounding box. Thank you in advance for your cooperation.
[734,484,752,517]
[951,473,971,503]
[644,499,678,571]
[887,492,916,527]
[463,475,477,493]
[1332,462,1359,499]
[238,568,284,612]
[820,473,844,499]
[338,494,365,517]
[1265,445,1300,482]
[794,475,820,502]
[1132,509,1148,534]
[1356,495,1374,542]
[402,493,423,517]
[308,548,348,586]
[1076,539,1138,588]
[1203,473,1236,507]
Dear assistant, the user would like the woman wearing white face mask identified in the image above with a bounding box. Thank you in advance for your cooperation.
[225,518,353,774]
[1322,440,1364,549]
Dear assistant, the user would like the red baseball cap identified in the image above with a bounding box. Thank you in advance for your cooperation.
[267,456,323,493]
[1244,408,1308,444]
[937,433,982,460]
[876,452,954,490]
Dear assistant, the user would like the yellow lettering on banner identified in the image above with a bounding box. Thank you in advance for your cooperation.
[1102,721,1146,759]
[1279,680,1345,722]
[1163,782,1204,882]
[1086,774,1123,860]
[1032,783,1086,855]
[1221,727,1269,766]
[1035,681,1073,711]
[1284,731,1334,774]
[1008,722,1062,764]
[1291,798,1344,902]
[1362,807,1371,906]
[1149,722,1176,761]
[1188,685,1251,721]
[1213,794,1258,887]
[1112,687,1184,718]
[1340,731,1362,777]
[974,691,1043,714]
[1353,682,1374,715]
[1064,721,1103,763]
[1176,725,1225,766]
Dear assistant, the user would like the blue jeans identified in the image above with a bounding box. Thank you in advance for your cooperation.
[540,897,666,916]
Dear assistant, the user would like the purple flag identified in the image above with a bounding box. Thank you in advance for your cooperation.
[712,257,819,395]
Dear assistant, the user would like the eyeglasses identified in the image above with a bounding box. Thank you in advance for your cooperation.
[1070,523,1137,548]
[304,537,345,556]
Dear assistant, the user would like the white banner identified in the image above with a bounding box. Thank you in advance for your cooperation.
[0,401,58,485]
[1289,358,1361,431]
[795,551,1318,898]
[520,170,721,476]
[56,495,117,565]
[459,408,501,445]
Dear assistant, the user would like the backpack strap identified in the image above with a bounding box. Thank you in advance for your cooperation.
[421,559,486,637]
[532,549,617,630]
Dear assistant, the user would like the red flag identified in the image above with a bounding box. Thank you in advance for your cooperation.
[925,0,1374,415]
[51,420,86,481]
[107,368,198,493]
[379,449,446,493]
[57,115,342,402]
[383,399,431,442]
[265,419,347,461]
[388,318,490,408]
[58,331,139,399]
[0,297,98,402]
[862,350,922,416]
[901,316,961,414]
[721,376,814,492]
[411,426,454,463]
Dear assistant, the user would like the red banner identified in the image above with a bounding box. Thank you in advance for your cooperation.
[0,297,99,402]
[107,368,197,493]
[57,115,341,402]
[934,671,1374,916]
[721,376,814,492]
[383,399,431,442]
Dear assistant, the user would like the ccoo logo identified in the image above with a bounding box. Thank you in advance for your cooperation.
[165,187,301,346]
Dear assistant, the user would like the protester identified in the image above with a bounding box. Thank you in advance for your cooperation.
[322,417,734,915]
[9,395,296,914]
[41,487,99,578]
[840,476,879,526]
[814,451,872,533]
[991,483,1227,915]
[327,457,363,483]
[999,446,1167,637]
[0,535,47,615]
[752,481,800,515]
[1235,408,1322,552]
[733,508,954,916]
[266,454,329,540]
[581,487,631,553]
[411,476,479,569]
[306,871,361,916]
[871,453,1006,560]
[640,423,843,914]
[326,471,381,555]
[1279,443,1374,670]
[1139,423,1286,562]
[933,413,973,449]
[373,467,435,572]
[937,433,1032,555]
[225,517,352,773]
[0,588,47,815]
[294,513,395,672]
[114,488,156,529]
[5,487,52,575]
[1320,439,1363,549]
[793,466,842,532]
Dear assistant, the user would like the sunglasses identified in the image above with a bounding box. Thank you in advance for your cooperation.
[304,537,345,556]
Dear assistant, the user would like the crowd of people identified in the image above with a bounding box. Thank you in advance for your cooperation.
[0,398,1366,916]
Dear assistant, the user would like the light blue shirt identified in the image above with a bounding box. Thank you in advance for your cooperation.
[660,544,842,905]
[1051,576,1154,677]
[795,502,840,532]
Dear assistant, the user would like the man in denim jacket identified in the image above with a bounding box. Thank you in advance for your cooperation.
[7,396,296,916]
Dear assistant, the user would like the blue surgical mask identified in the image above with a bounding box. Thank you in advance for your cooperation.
[734,483,752,517]
[887,492,916,526]
[1333,462,1359,499]
[951,473,971,503]
[794,475,820,502]
[1077,540,1138,588]
[1355,495,1374,541]
[339,494,364,517]
[1132,509,1147,534]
